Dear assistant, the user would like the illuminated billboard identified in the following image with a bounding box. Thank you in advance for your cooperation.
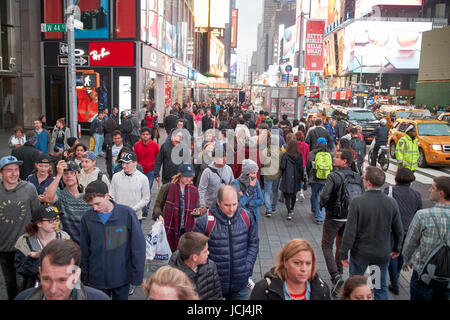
[209,34,225,77]
[194,0,230,29]
[342,21,432,74]
[327,0,341,27]
[355,0,423,19]
[324,34,336,76]
[231,9,238,48]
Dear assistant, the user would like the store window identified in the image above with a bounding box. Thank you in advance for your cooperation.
[116,0,136,38]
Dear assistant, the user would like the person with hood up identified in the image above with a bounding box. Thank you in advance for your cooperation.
[231,159,264,220]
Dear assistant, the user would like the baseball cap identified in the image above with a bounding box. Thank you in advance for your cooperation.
[0,156,23,170]
[119,152,137,163]
[67,137,78,148]
[178,163,194,177]
[82,151,97,161]
[31,205,63,222]
[317,137,327,145]
[85,180,109,195]
[35,154,51,164]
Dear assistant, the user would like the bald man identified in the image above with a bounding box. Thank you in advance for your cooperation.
[193,185,259,300]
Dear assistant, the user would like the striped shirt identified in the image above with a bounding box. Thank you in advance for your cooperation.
[402,203,450,275]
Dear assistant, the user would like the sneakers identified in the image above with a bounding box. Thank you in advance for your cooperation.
[272,210,277,215]
[388,284,399,295]
[129,285,136,295]
[299,192,305,201]
[287,211,294,220]
[331,274,344,299]
[247,278,255,290]
[265,211,272,218]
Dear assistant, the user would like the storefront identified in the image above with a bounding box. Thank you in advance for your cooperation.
[43,41,137,128]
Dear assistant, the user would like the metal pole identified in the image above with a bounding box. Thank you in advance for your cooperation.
[66,0,78,138]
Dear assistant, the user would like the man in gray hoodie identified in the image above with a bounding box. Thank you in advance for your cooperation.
[198,144,234,212]
[0,156,40,300]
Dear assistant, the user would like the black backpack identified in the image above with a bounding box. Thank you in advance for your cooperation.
[335,171,364,218]
[418,216,450,291]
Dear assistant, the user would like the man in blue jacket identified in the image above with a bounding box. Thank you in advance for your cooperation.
[193,185,259,300]
[80,180,146,300]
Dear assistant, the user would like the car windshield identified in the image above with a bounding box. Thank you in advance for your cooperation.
[327,109,335,116]
[307,108,317,113]
[348,110,376,121]
[417,123,450,136]
[397,112,410,119]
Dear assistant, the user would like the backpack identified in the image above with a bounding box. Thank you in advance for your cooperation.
[335,171,364,218]
[351,138,365,164]
[418,216,450,291]
[314,152,333,180]
[205,208,250,237]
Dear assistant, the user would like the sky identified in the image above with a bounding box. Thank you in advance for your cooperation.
[235,0,263,83]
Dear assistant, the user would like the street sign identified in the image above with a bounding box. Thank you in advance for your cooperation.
[41,23,66,33]
[285,65,293,73]
[58,55,89,67]
[82,73,100,88]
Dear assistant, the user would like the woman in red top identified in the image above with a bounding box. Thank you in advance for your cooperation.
[145,111,155,129]
[295,131,310,200]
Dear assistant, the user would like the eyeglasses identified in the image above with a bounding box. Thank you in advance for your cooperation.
[41,216,60,223]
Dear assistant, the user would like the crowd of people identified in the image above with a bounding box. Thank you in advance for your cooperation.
[0,99,449,302]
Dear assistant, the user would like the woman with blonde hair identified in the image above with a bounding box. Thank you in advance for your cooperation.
[142,265,200,300]
[51,117,72,153]
[250,239,330,300]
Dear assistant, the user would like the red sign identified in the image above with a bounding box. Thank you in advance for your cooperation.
[89,42,134,67]
[304,20,325,72]
[231,9,238,48]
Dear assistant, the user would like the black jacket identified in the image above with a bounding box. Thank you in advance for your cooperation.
[11,142,41,180]
[168,250,223,300]
[183,112,194,135]
[280,153,304,194]
[201,115,213,132]
[306,126,334,151]
[320,167,363,220]
[153,141,190,184]
[250,269,331,300]
[368,125,389,144]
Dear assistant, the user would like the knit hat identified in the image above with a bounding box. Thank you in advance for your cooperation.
[67,137,78,148]
[240,159,259,176]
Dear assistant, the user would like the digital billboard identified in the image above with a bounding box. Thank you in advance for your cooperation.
[324,34,336,76]
[75,0,109,39]
[283,24,297,63]
[231,9,238,48]
[342,21,432,74]
[327,0,341,27]
[355,0,423,19]
[209,34,225,77]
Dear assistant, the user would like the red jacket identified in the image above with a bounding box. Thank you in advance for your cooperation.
[145,116,155,128]
[134,139,160,173]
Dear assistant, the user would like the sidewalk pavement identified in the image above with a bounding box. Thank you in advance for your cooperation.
[0,129,412,300]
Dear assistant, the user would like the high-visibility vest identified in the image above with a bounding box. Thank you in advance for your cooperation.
[395,134,419,171]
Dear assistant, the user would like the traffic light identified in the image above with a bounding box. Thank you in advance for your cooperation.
[82,72,100,88]
[298,84,305,97]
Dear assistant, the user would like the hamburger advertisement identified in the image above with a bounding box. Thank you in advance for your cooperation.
[342,21,432,74]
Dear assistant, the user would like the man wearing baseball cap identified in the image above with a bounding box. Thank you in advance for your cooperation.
[42,160,91,244]
[0,155,40,299]
[79,151,110,190]
[109,152,150,223]
[395,124,419,172]
[26,154,55,201]
[80,180,146,300]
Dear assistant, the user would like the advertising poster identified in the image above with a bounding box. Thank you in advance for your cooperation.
[280,99,296,120]
[304,19,325,71]
[342,21,432,74]
[283,25,297,65]
[230,54,237,79]
[355,0,423,19]
[163,22,177,57]
[76,73,108,123]
[140,0,147,42]
[209,34,225,77]
[75,0,109,39]
[148,10,158,45]
[336,29,345,75]
[323,34,336,76]
[327,0,341,27]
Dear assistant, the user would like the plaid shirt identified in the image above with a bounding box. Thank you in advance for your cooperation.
[402,203,450,275]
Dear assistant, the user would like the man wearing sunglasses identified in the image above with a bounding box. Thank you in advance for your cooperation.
[0,155,40,300]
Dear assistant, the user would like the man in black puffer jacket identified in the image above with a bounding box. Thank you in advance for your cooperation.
[193,185,259,300]
[169,232,223,300]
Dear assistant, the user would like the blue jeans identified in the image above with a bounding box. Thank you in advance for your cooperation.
[388,235,406,287]
[100,283,130,300]
[93,133,104,156]
[410,270,450,300]
[263,178,280,212]
[310,183,325,222]
[143,170,155,214]
[224,286,248,300]
[350,259,389,300]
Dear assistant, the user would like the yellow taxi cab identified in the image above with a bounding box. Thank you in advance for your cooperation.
[437,112,450,122]
[317,104,338,122]
[305,107,319,123]
[376,106,429,129]
[388,119,450,167]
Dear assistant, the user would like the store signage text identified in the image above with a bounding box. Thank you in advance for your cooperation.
[89,48,111,61]
[172,62,189,78]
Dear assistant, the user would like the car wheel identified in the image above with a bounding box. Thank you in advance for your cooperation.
[418,148,427,168]
[390,141,396,159]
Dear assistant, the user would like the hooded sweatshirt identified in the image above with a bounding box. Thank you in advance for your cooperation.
[0,180,40,252]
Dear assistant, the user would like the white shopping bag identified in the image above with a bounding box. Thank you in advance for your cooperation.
[145,221,172,262]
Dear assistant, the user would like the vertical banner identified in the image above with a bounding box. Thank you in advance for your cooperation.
[231,9,238,48]
[304,19,325,71]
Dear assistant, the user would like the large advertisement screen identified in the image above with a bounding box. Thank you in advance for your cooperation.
[327,0,341,27]
[75,0,109,39]
[231,9,238,48]
[324,34,336,76]
[209,34,225,77]
[342,21,432,74]
[355,0,423,19]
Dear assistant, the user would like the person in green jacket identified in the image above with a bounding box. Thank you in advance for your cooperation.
[395,125,419,172]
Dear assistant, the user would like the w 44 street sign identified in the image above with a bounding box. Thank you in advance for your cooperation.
[41,23,66,33]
